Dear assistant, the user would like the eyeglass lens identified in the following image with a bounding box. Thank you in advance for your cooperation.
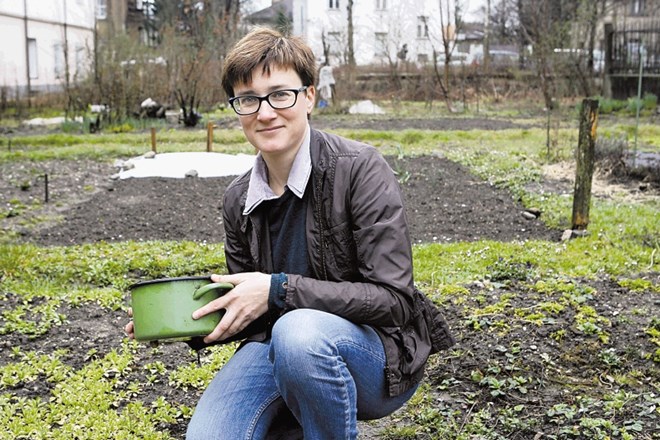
[232,88,306,115]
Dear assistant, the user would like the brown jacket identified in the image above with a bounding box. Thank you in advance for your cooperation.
[221,128,454,396]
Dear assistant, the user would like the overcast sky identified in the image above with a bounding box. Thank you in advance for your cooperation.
[464,0,488,21]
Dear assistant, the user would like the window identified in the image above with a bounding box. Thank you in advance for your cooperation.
[417,53,429,64]
[27,38,38,79]
[75,45,85,74]
[630,0,645,15]
[376,0,387,10]
[328,31,342,57]
[375,32,388,57]
[96,0,107,19]
[417,16,429,39]
[136,0,143,10]
[54,43,65,79]
[329,0,339,10]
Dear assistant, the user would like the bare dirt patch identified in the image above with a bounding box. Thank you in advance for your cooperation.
[4,154,557,246]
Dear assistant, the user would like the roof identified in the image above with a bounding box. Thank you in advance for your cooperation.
[247,0,293,23]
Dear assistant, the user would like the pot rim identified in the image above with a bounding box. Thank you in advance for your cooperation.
[129,275,212,291]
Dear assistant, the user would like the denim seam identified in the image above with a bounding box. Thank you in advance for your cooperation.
[333,342,356,439]
[335,339,386,364]
[244,391,282,440]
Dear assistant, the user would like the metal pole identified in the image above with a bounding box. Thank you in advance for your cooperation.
[633,46,645,169]
[546,108,551,157]
[23,0,31,107]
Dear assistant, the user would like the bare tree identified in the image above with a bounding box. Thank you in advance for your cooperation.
[516,0,573,110]
[430,0,465,111]
[483,0,491,71]
[151,0,243,126]
[86,0,244,128]
[90,34,169,123]
[347,0,356,68]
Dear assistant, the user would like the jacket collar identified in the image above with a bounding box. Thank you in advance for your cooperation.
[243,125,312,215]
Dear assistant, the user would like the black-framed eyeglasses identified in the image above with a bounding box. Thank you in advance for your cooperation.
[229,86,308,115]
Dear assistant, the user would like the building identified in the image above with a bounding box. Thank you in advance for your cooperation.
[249,0,460,67]
[0,0,97,96]
[246,0,293,30]
[601,0,660,98]
[95,0,150,43]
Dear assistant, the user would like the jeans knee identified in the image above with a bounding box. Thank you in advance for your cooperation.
[270,310,336,368]
[272,309,328,348]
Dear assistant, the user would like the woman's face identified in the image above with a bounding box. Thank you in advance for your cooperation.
[233,66,315,158]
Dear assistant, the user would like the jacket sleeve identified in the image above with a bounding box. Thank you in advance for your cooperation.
[282,146,416,327]
[222,182,255,274]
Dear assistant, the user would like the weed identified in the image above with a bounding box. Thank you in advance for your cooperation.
[392,144,412,184]
[618,277,659,293]
[598,348,623,370]
[487,257,534,283]
[169,345,236,390]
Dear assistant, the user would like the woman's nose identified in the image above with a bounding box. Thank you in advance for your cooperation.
[256,100,278,119]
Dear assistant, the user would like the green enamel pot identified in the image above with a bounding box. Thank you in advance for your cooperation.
[129,276,233,342]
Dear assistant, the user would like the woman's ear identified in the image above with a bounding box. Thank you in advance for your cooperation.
[305,86,316,113]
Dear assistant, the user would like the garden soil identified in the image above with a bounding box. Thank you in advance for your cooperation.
[1,115,658,439]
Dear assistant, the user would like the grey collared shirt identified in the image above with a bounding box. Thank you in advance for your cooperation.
[243,125,312,215]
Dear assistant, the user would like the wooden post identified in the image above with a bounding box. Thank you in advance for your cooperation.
[206,122,213,152]
[571,98,599,230]
[150,127,157,153]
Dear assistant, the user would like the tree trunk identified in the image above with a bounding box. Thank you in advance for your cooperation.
[347,0,355,67]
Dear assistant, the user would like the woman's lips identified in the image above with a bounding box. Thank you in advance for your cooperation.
[257,125,284,133]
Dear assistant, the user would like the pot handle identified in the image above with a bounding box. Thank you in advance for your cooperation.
[192,282,234,300]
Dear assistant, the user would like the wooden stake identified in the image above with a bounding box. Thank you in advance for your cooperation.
[206,122,213,152]
[43,173,49,203]
[150,127,157,153]
[571,98,599,230]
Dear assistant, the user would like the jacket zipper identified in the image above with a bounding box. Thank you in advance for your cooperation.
[313,167,328,281]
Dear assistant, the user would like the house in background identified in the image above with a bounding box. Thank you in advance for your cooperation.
[95,0,150,43]
[0,0,150,99]
[0,0,97,96]
[246,0,293,32]
[601,0,660,98]
[249,0,459,67]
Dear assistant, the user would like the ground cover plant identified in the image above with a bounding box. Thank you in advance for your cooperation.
[1,103,659,439]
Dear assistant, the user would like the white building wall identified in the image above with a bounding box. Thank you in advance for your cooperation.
[0,0,96,94]
[292,0,445,66]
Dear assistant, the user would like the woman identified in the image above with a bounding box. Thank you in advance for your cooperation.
[127,27,453,440]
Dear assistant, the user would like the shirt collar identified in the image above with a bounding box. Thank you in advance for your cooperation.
[243,125,312,215]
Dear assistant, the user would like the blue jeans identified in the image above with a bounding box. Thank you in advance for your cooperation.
[186,309,418,440]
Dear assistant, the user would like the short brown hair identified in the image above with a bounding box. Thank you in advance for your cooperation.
[221,27,317,98]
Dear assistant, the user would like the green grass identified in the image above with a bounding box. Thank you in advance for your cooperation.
[0,108,658,438]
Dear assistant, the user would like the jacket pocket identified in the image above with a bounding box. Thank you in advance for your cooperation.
[323,221,357,279]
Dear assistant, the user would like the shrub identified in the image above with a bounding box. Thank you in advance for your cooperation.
[596,97,627,114]
[627,93,658,114]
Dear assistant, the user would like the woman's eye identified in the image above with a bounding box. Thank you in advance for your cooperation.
[240,97,258,105]
[270,91,291,100]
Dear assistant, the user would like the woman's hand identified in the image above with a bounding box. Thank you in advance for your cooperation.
[124,308,135,339]
[193,272,271,344]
